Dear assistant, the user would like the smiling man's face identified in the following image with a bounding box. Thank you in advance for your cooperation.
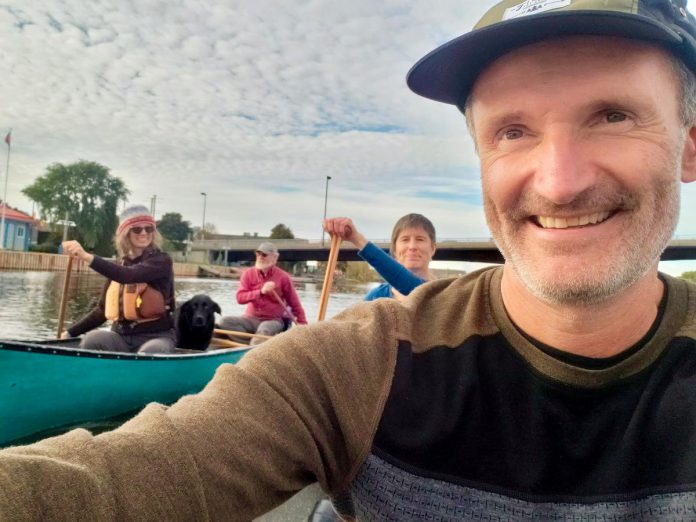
[471,36,689,305]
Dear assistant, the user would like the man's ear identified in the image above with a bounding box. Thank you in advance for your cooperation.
[681,126,696,183]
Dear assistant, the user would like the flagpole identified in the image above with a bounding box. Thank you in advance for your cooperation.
[0,129,11,250]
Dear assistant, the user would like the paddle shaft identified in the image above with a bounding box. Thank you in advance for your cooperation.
[214,328,272,341]
[56,255,74,338]
[209,338,247,348]
[317,233,342,321]
[270,288,297,325]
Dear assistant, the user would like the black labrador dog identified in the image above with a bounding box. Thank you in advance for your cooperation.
[175,295,221,350]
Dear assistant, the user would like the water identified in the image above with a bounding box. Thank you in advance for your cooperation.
[0,271,374,340]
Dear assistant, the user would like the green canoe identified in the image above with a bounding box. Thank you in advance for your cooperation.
[0,338,251,447]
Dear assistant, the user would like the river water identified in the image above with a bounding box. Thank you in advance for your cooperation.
[0,270,373,340]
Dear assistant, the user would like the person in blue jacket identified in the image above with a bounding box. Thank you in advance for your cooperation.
[323,213,437,301]
[314,213,438,520]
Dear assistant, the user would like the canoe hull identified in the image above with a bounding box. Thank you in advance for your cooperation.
[0,340,250,447]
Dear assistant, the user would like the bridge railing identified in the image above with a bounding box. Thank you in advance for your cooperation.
[190,237,498,251]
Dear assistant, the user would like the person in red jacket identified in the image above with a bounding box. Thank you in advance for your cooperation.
[219,242,307,344]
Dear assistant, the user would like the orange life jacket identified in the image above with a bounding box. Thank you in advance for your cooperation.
[104,281,168,323]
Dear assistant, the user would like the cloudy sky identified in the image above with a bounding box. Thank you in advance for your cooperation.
[1,0,695,271]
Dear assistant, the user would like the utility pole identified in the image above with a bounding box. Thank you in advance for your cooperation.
[57,211,76,246]
[200,192,207,240]
[0,129,12,250]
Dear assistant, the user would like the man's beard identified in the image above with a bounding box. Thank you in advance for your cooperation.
[256,259,272,270]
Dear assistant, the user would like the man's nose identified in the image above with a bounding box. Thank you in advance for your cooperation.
[532,128,596,205]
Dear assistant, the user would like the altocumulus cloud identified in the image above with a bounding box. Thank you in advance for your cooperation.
[0,0,694,244]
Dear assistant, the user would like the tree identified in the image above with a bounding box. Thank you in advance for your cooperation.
[23,161,129,256]
[157,213,192,250]
[682,271,696,282]
[192,223,217,240]
[270,223,294,239]
[202,222,217,238]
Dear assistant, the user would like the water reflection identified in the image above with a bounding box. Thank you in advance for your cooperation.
[0,271,374,340]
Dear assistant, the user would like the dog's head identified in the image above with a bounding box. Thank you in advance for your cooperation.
[180,295,221,328]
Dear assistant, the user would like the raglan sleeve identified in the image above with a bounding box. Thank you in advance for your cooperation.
[0,299,403,521]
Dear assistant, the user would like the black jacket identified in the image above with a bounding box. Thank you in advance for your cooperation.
[67,247,175,337]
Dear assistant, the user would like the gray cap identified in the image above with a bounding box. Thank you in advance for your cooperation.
[407,0,696,111]
[256,242,278,255]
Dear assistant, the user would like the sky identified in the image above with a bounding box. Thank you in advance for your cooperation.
[0,0,694,274]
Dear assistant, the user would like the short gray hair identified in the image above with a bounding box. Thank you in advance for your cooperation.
[670,54,696,126]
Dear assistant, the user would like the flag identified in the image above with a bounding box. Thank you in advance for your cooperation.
[4,130,10,146]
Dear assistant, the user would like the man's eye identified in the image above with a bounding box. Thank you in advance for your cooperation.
[503,129,524,140]
[605,111,627,123]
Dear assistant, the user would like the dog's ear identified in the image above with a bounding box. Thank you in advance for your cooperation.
[213,301,221,314]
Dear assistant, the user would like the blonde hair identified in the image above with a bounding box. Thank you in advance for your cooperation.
[114,226,163,258]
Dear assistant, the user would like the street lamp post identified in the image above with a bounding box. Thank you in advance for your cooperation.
[57,211,76,249]
[321,176,332,246]
[200,192,207,239]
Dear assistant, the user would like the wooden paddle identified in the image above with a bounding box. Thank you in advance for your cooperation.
[209,337,247,348]
[213,328,272,341]
[270,288,298,326]
[317,233,342,321]
[56,255,74,338]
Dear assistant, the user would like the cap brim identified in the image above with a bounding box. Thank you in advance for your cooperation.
[407,10,684,109]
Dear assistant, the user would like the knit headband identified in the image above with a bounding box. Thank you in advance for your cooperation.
[117,205,156,235]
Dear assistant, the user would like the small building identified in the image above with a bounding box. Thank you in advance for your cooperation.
[0,203,37,251]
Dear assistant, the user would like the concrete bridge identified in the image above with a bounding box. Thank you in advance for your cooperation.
[188,237,696,265]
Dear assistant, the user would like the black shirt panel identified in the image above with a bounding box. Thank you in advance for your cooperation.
[373,335,696,498]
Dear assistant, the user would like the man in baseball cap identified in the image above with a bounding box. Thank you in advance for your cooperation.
[2,1,696,520]
[218,241,307,345]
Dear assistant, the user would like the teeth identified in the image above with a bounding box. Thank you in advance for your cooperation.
[537,211,610,229]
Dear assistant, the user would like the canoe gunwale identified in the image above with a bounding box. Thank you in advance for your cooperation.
[0,339,251,361]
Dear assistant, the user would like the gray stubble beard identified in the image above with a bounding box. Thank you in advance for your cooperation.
[486,176,680,307]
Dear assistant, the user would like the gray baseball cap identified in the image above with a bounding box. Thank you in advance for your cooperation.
[256,242,278,255]
[407,0,696,111]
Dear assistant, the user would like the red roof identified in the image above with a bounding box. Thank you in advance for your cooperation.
[0,203,35,224]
